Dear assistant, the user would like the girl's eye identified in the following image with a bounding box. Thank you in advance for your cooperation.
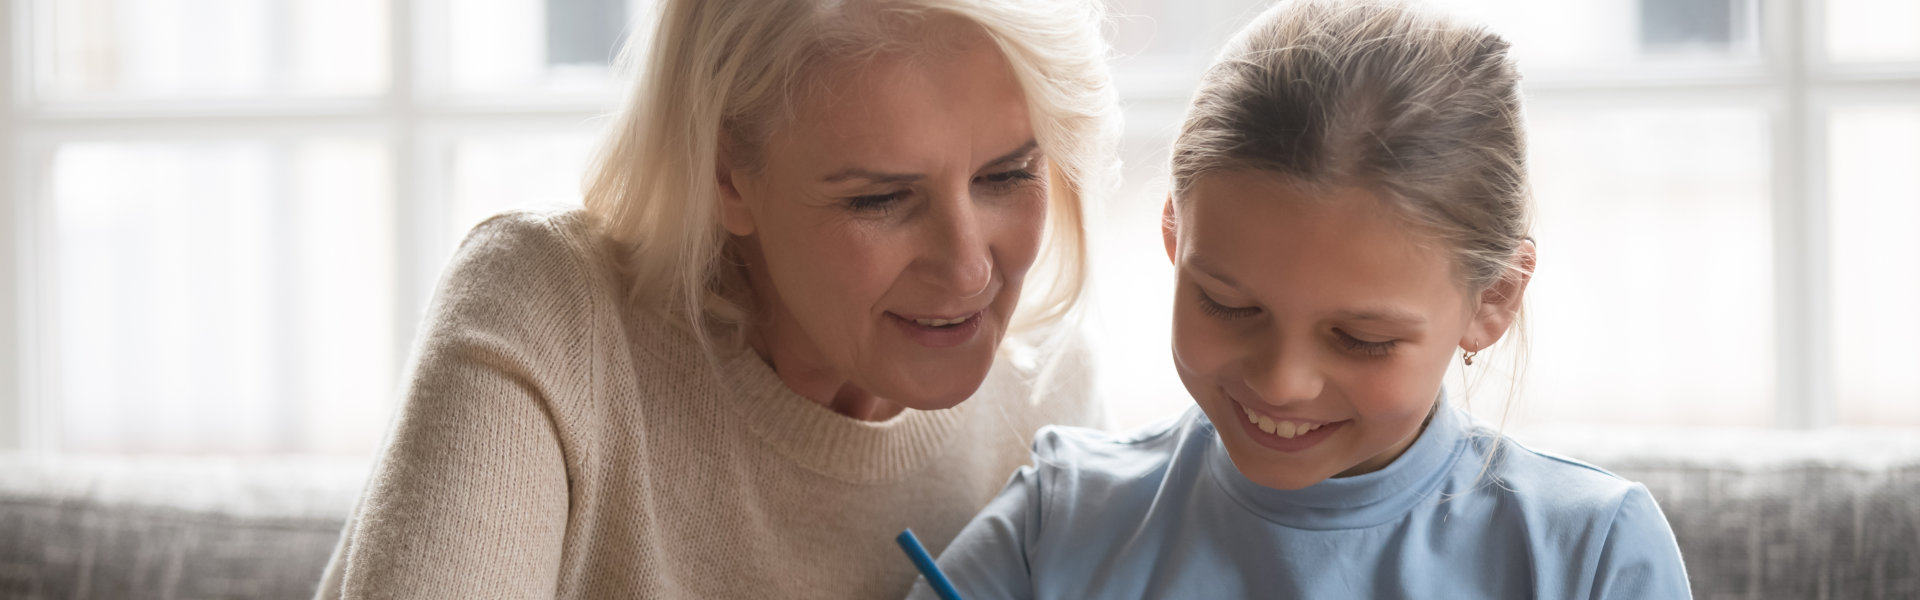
[846,191,908,213]
[1197,288,1262,320]
[1334,329,1397,357]
[975,168,1040,191]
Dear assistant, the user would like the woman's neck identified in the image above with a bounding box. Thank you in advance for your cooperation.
[745,332,906,422]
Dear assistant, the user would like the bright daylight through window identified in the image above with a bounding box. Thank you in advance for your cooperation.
[3,0,1916,455]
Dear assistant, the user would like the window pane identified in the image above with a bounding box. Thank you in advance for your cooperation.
[1826,0,1920,63]
[427,0,652,98]
[1830,106,1920,426]
[1506,107,1774,427]
[445,131,598,236]
[1104,0,1268,62]
[49,139,395,454]
[34,0,389,102]
[1428,0,1761,71]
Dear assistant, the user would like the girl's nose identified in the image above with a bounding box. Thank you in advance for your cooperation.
[1246,342,1323,406]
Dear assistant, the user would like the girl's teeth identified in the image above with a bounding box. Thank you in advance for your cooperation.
[1241,406,1324,439]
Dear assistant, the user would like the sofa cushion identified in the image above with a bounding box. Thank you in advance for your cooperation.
[0,454,366,600]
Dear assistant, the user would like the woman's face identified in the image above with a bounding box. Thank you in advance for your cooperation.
[719,29,1048,414]
[1164,170,1525,490]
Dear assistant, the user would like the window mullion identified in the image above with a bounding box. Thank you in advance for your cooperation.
[1769,0,1833,429]
[391,0,432,407]
[1,0,21,451]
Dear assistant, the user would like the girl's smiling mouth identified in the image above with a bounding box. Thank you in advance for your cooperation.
[1231,396,1347,452]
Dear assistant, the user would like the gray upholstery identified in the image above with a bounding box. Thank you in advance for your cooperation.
[0,455,364,600]
[2,430,1917,599]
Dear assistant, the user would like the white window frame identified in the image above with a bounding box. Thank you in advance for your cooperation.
[0,0,623,453]
[4,0,1919,452]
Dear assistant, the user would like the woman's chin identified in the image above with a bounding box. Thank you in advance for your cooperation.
[877,366,995,412]
[860,342,1000,412]
[886,377,987,411]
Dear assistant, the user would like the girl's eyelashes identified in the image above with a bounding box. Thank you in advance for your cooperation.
[1196,285,1402,356]
[1196,287,1262,320]
[1334,329,1397,356]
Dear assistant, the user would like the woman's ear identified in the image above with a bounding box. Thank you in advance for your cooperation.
[716,155,757,237]
[1462,239,1538,352]
[1161,195,1178,265]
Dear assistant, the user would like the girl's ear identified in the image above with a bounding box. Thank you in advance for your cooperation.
[716,154,757,237]
[1462,239,1538,353]
[1161,195,1178,265]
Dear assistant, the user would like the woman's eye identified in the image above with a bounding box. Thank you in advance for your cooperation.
[846,191,908,213]
[1334,330,1397,357]
[975,168,1040,190]
[1197,288,1261,320]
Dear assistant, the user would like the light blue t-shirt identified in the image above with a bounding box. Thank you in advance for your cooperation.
[910,400,1692,599]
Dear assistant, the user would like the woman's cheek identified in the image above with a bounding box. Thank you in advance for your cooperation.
[995,191,1051,277]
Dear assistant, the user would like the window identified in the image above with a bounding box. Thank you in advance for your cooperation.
[5,0,1916,455]
[5,0,640,454]
[1093,0,1920,431]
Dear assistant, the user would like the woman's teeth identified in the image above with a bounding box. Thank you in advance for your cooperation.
[1242,406,1325,439]
[913,315,972,327]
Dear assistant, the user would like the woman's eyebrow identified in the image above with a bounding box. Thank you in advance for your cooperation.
[820,169,923,184]
[982,139,1041,167]
[818,139,1039,184]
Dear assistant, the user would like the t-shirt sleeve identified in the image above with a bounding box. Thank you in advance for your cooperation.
[906,462,1048,600]
[320,213,592,600]
[1591,484,1693,600]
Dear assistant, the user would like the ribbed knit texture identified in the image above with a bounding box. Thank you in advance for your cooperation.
[312,209,1102,599]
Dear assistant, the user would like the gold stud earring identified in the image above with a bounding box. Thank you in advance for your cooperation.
[1463,351,1478,366]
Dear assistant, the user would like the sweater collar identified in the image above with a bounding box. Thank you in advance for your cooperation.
[720,349,969,484]
[1203,391,1468,530]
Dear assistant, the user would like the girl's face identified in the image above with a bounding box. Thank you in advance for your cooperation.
[1163,169,1527,490]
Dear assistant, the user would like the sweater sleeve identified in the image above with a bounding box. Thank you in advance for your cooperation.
[1590,485,1694,600]
[317,213,599,600]
[906,463,1046,600]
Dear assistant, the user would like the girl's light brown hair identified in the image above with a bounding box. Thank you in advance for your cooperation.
[1170,0,1536,414]
[1171,0,1532,296]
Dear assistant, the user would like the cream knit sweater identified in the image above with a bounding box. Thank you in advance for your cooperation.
[314,210,1102,599]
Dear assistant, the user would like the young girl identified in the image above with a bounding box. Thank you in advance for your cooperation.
[910,1,1691,598]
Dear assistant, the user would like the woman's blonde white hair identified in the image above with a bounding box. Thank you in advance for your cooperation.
[583,0,1120,360]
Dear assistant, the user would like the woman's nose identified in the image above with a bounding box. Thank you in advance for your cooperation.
[917,193,993,298]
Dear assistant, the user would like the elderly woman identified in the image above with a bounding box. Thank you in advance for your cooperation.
[315,0,1119,598]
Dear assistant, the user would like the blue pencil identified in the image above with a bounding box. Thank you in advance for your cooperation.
[895,529,964,600]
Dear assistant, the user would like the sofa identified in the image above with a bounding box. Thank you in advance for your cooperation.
[3,427,1917,599]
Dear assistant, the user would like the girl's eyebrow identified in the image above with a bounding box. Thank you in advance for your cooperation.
[1185,254,1244,289]
[1331,307,1427,327]
[1189,254,1427,326]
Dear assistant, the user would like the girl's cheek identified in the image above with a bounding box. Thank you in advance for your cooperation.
[1171,307,1240,379]
[1340,355,1445,416]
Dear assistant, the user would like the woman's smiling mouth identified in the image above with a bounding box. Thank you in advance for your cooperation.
[888,311,985,348]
